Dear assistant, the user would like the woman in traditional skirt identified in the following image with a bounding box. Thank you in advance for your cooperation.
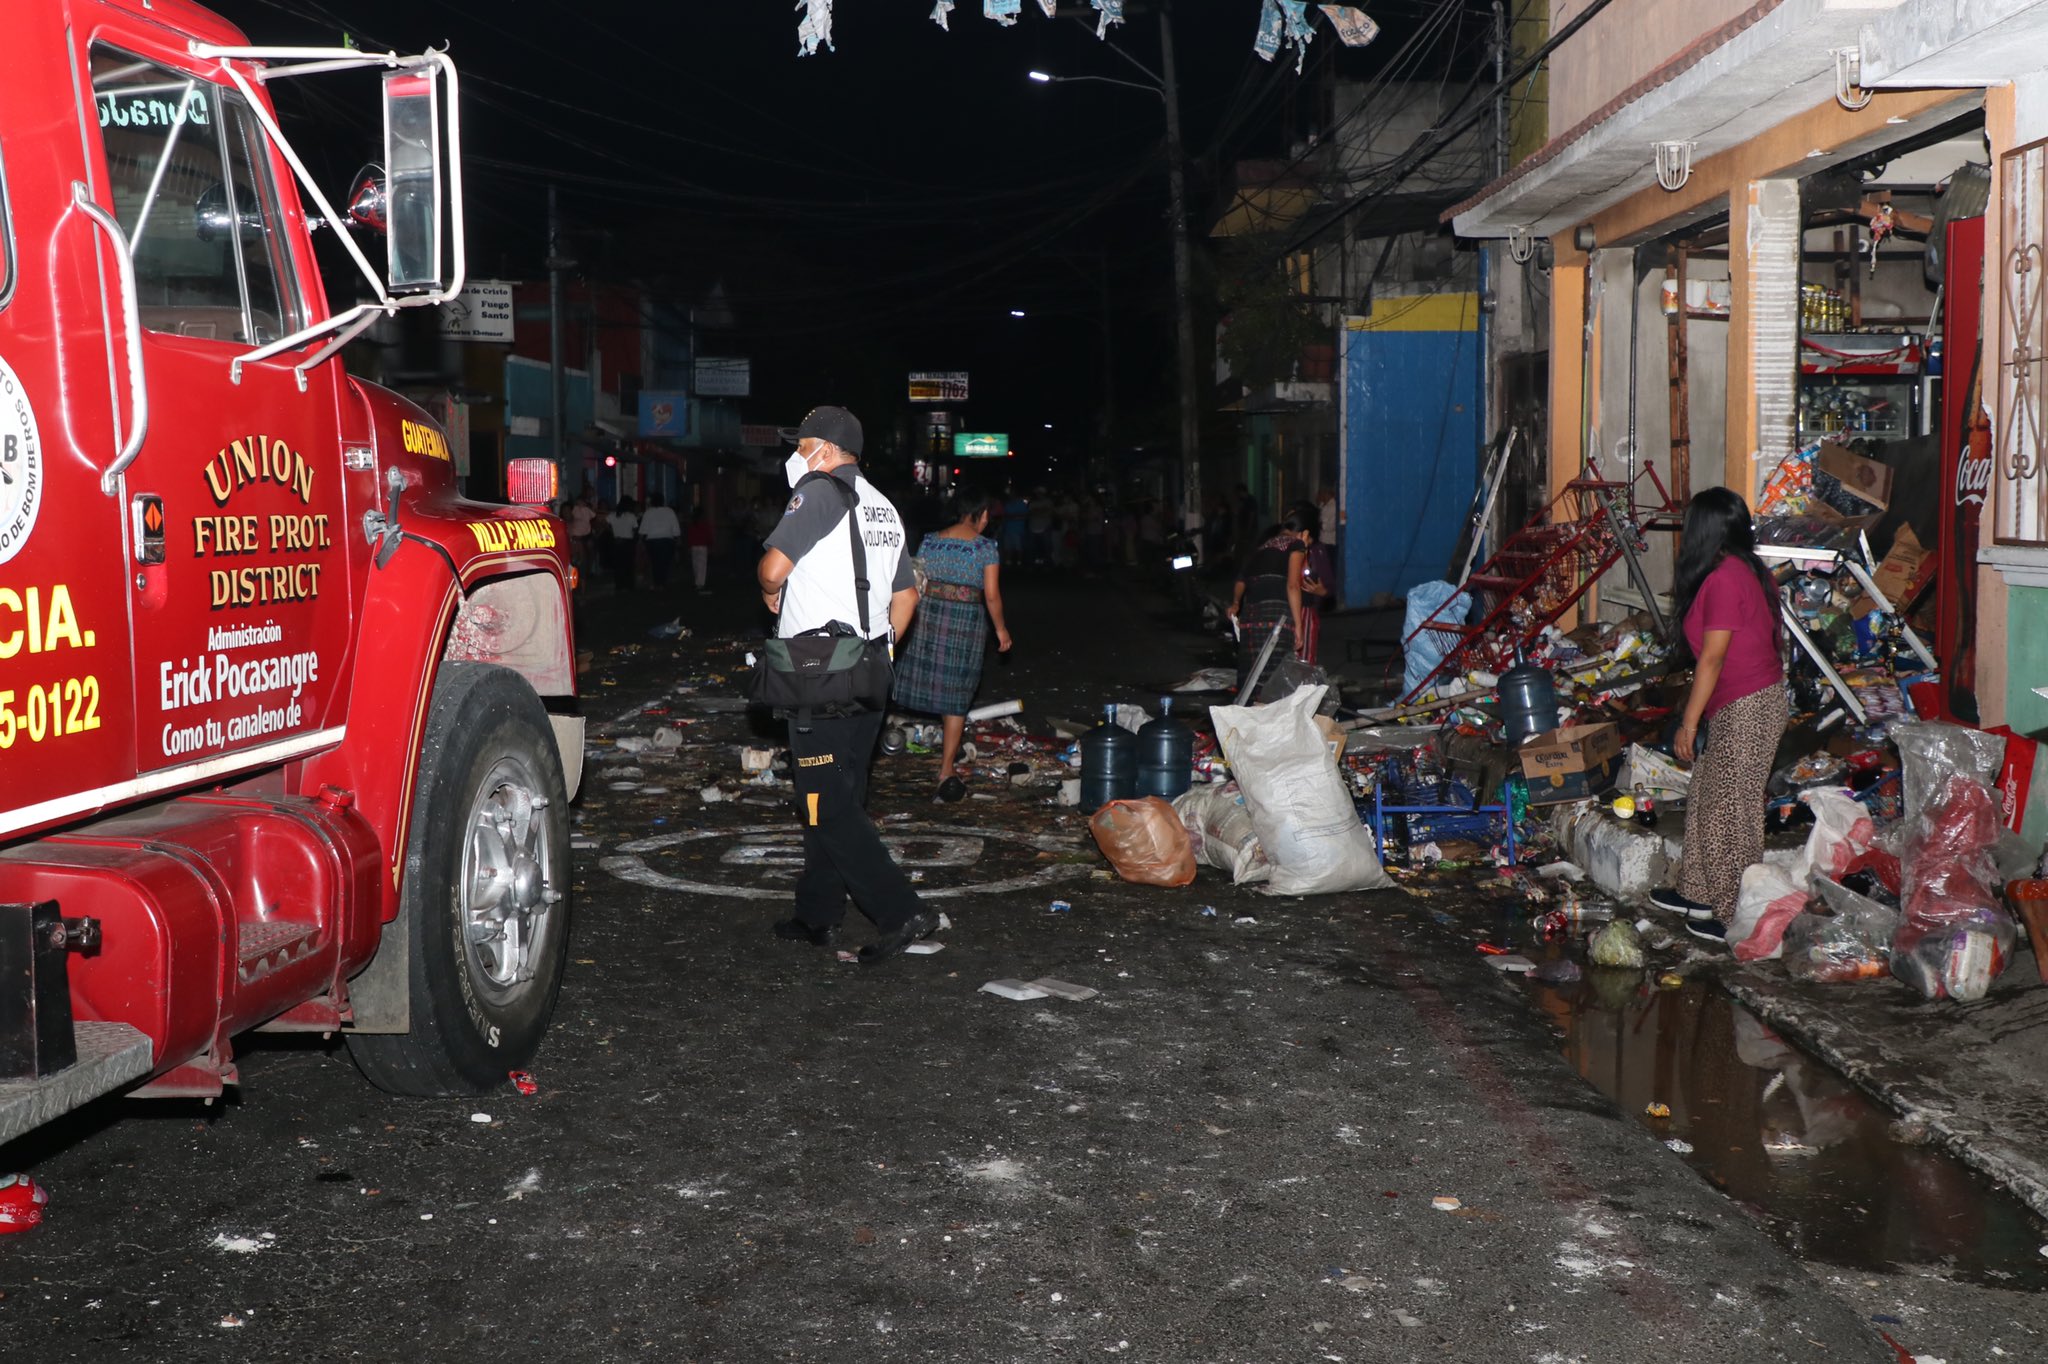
[1650,487,1788,943]
[892,490,1012,803]
[1228,502,1319,691]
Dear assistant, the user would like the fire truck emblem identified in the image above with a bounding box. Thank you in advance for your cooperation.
[0,355,40,566]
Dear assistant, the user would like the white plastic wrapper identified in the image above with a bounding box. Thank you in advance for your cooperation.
[1319,5,1380,47]
[795,0,834,55]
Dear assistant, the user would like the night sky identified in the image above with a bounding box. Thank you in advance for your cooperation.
[206,0,1491,468]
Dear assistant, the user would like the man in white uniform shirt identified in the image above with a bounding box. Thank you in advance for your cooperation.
[756,406,935,962]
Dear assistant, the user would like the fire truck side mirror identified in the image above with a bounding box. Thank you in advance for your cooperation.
[381,67,446,296]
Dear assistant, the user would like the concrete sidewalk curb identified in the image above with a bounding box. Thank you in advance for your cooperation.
[1717,966,2048,1223]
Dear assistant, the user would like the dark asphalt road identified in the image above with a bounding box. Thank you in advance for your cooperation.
[0,571,1934,1361]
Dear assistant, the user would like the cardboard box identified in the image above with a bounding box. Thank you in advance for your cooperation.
[1871,523,1930,606]
[1816,442,1894,510]
[1519,722,1624,805]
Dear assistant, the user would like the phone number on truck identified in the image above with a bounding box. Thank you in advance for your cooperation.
[0,676,102,747]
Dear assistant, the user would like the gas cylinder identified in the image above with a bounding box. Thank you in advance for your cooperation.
[1079,704,1138,813]
[1136,697,1195,800]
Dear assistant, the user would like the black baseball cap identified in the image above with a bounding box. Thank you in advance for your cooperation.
[781,405,863,457]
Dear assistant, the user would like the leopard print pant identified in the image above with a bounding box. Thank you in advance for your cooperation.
[1676,681,1788,920]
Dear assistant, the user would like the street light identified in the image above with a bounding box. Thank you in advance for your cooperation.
[1010,308,1027,317]
[1027,22,1200,529]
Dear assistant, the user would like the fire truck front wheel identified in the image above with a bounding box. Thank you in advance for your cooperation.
[348,662,571,1095]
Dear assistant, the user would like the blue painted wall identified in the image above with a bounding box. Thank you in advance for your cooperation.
[1342,296,1481,602]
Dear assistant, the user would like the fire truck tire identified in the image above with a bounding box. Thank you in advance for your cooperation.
[347,662,571,1095]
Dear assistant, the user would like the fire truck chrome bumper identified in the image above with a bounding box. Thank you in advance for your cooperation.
[0,1022,153,1147]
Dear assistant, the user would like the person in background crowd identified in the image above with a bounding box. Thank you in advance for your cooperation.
[687,505,716,594]
[1000,486,1030,566]
[756,405,935,962]
[608,496,641,591]
[1297,543,1331,665]
[750,495,781,560]
[1136,499,1164,564]
[1054,489,1081,568]
[1203,492,1231,562]
[1650,487,1789,943]
[567,491,597,575]
[1081,489,1108,569]
[892,488,1012,803]
[1227,502,1318,691]
[593,496,616,582]
[1027,487,1055,566]
[1313,485,1342,607]
[639,491,681,588]
[1231,483,1260,556]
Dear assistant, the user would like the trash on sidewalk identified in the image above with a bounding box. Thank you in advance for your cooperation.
[904,942,945,956]
[1173,782,1273,886]
[1213,684,1391,895]
[0,1174,48,1233]
[1587,919,1645,969]
[1029,978,1100,1001]
[1487,954,1537,973]
[1089,797,1196,887]
[980,979,1051,1001]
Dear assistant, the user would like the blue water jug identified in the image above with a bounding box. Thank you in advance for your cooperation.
[1136,696,1194,800]
[1497,656,1557,748]
[1080,704,1138,813]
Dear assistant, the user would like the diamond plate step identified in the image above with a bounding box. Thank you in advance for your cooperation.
[0,1022,153,1147]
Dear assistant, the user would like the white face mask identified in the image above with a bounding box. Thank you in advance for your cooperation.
[784,449,814,489]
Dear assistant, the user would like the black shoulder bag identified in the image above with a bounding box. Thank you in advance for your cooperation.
[747,474,894,730]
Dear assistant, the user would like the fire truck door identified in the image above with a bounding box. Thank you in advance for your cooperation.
[0,6,138,837]
[82,42,352,775]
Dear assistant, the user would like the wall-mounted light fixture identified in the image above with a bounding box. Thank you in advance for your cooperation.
[1653,140,1696,192]
[1506,225,1535,264]
[1834,47,1872,111]
[1574,224,1597,253]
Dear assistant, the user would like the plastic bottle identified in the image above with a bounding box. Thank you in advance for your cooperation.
[1079,703,1138,813]
[1135,696,1195,801]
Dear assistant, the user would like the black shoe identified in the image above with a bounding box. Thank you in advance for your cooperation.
[1685,916,1728,945]
[772,918,840,947]
[859,910,939,964]
[1650,886,1717,922]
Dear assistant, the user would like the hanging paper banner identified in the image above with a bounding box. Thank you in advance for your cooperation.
[931,0,955,29]
[795,0,834,55]
[1318,5,1380,47]
[1037,0,1057,15]
[985,0,1021,25]
[1091,0,1124,39]
[1280,1,1314,72]
[1254,0,1283,62]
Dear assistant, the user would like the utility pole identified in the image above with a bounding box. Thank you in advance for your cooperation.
[547,185,568,492]
[1157,2,1199,529]
[1491,1,1509,178]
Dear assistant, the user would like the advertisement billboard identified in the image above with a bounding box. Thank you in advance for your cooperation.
[694,357,751,397]
[638,391,689,438]
[953,432,1009,458]
[909,371,970,403]
[439,279,516,342]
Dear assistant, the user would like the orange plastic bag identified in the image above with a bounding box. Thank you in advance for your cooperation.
[1090,797,1197,888]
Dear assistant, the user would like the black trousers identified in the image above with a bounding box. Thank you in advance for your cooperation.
[786,709,926,934]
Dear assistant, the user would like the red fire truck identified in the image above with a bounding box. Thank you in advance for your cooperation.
[0,0,580,1145]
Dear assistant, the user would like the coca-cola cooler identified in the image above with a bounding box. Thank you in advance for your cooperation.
[1936,215,1988,721]
[1797,335,1925,442]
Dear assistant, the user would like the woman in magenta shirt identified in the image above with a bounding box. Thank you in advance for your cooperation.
[1650,487,1788,941]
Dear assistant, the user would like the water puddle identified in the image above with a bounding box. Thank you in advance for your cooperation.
[1526,973,2048,1288]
